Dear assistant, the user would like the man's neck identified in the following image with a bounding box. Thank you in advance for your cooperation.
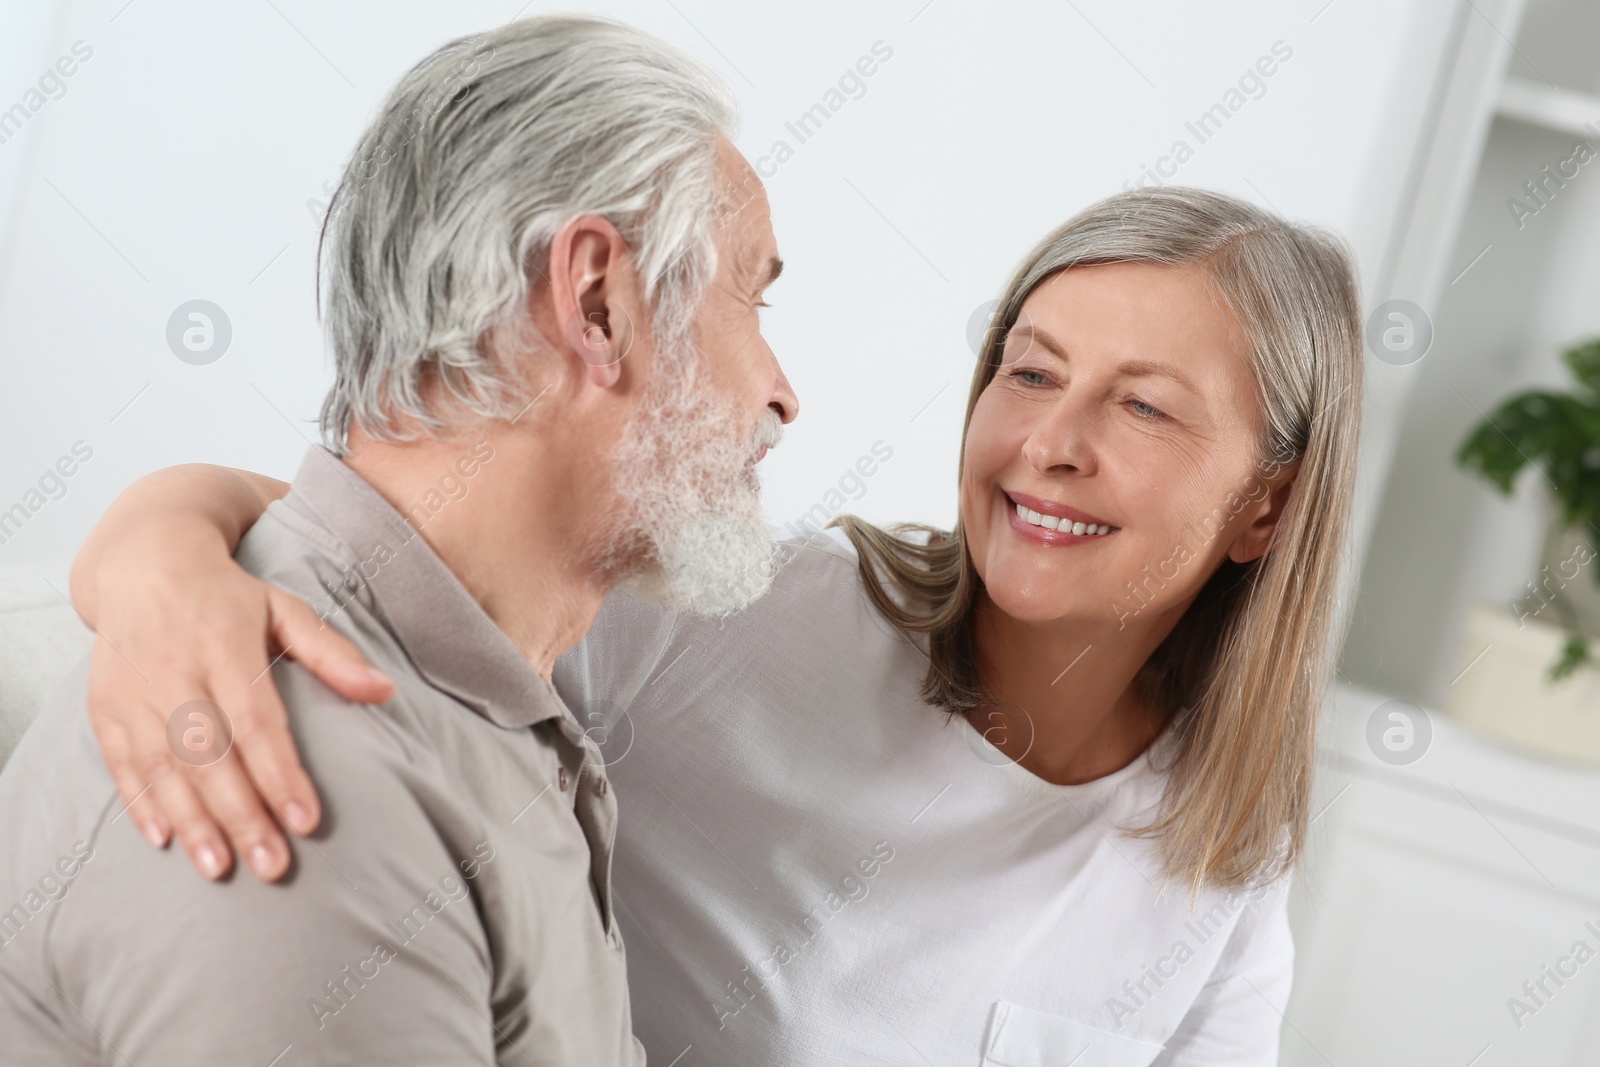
[343,428,613,681]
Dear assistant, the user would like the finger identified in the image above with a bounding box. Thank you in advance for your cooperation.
[216,664,321,842]
[97,718,171,848]
[223,605,327,838]
[269,589,394,705]
[185,749,293,882]
[130,733,232,880]
[85,641,171,848]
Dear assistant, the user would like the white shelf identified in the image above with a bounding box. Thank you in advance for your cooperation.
[1496,76,1600,138]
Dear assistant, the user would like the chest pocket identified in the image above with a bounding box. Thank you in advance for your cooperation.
[982,1000,1165,1067]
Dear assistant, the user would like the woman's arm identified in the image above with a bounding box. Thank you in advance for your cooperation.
[70,465,287,625]
[70,465,393,882]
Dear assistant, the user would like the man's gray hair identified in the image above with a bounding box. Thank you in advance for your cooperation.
[316,16,737,452]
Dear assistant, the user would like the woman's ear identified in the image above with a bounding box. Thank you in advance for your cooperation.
[1227,461,1299,564]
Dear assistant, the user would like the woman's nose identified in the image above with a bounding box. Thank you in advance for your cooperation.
[1022,397,1098,475]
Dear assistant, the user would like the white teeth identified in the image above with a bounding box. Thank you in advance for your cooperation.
[1014,500,1114,536]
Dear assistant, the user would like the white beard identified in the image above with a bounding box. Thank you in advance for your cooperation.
[597,335,784,617]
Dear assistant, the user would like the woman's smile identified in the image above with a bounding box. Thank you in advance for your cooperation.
[1003,488,1119,544]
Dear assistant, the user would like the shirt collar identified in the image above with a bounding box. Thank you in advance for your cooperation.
[280,445,573,733]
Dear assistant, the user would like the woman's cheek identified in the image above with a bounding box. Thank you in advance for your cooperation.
[958,469,988,549]
[961,403,1006,484]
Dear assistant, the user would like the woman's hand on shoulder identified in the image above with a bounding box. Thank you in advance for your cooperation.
[74,465,394,881]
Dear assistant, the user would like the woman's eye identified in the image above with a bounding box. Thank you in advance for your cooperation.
[1009,368,1050,386]
[1126,397,1165,419]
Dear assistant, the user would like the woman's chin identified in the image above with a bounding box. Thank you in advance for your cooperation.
[981,567,1103,628]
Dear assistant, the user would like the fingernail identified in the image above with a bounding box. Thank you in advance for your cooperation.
[284,802,312,834]
[196,843,225,879]
[364,666,393,689]
[249,843,277,876]
[140,821,167,848]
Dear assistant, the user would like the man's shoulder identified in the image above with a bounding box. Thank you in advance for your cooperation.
[0,659,117,983]
[0,645,485,961]
[237,495,364,626]
[34,656,503,1048]
[232,502,448,748]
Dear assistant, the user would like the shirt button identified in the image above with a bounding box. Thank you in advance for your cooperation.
[558,767,569,792]
[597,778,608,797]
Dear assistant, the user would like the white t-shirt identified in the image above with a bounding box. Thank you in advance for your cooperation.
[552,527,1294,1067]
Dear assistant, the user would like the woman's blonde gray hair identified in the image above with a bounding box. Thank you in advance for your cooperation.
[834,187,1363,895]
[316,16,737,452]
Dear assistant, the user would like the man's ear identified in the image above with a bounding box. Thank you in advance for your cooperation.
[1227,461,1299,564]
[540,214,638,389]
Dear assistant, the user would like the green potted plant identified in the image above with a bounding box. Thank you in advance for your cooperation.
[1457,338,1600,681]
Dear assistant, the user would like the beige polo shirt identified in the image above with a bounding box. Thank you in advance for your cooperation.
[0,446,643,1066]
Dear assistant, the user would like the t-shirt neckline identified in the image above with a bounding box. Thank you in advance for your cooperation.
[961,714,1177,799]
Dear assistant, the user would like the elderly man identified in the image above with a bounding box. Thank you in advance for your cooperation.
[0,16,794,1065]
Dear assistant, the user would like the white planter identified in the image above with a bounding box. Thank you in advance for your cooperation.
[1527,503,1600,640]
[1446,601,1600,768]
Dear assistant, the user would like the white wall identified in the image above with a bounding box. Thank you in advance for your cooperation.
[0,0,1435,595]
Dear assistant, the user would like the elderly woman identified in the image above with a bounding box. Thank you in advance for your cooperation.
[65,186,1360,1066]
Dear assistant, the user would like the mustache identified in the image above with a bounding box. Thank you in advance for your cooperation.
[750,410,784,456]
